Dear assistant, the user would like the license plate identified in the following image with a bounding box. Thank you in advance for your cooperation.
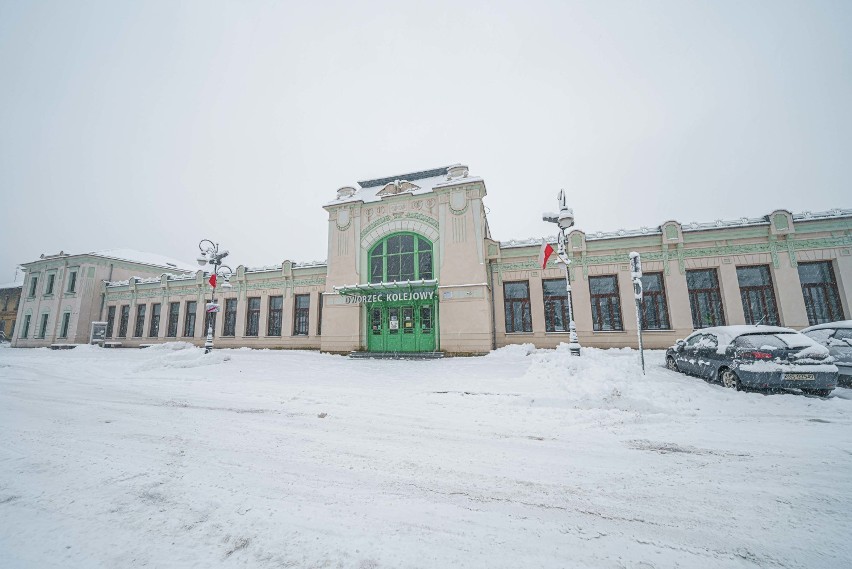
[785,373,815,381]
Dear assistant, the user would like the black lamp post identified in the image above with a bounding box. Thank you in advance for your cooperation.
[196,240,232,353]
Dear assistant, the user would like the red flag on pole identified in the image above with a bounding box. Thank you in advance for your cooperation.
[208,274,217,288]
[538,240,555,269]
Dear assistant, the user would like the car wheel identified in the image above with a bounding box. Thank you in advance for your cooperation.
[720,368,742,391]
[666,356,679,372]
[802,389,832,397]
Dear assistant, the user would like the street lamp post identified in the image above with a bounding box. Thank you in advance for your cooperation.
[197,240,232,354]
[543,190,581,356]
[630,251,645,374]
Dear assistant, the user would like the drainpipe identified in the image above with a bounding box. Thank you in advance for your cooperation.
[99,263,114,321]
[487,260,496,351]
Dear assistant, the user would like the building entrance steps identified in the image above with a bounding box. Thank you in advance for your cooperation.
[348,351,444,360]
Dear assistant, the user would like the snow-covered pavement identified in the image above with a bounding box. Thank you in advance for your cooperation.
[1,343,850,568]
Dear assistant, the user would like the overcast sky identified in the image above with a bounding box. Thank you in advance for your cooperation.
[1,0,850,280]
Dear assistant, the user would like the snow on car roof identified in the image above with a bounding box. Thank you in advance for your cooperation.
[688,325,797,340]
[686,325,806,354]
[801,320,852,332]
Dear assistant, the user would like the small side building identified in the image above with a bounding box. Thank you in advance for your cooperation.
[12,250,196,347]
[0,277,23,341]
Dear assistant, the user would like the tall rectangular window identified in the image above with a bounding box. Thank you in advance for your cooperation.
[45,274,55,295]
[118,305,129,338]
[183,301,197,337]
[21,314,31,338]
[223,298,237,336]
[737,265,779,325]
[543,279,570,332]
[66,271,77,293]
[59,312,71,339]
[106,306,116,338]
[134,304,146,337]
[246,297,260,336]
[504,281,532,333]
[798,261,844,325]
[686,269,725,328]
[294,294,310,336]
[38,314,49,338]
[317,293,323,336]
[28,276,38,298]
[167,302,180,337]
[149,303,161,338]
[590,275,623,331]
[640,272,670,330]
[267,296,283,336]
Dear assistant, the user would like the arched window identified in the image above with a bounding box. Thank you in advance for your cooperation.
[369,233,433,283]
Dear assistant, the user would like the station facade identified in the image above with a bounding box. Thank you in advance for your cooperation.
[13,164,852,354]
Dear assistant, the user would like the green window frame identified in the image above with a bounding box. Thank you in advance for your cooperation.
[369,232,433,284]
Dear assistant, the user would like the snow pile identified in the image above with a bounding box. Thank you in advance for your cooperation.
[132,344,230,372]
[484,343,536,358]
[143,341,197,352]
[520,344,694,418]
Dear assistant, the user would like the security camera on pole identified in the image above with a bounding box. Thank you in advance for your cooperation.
[196,239,233,354]
[542,189,581,356]
[629,251,645,374]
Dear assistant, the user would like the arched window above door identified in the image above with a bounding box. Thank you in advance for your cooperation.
[369,233,433,283]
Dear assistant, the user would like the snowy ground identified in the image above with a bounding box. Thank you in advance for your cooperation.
[1,343,851,569]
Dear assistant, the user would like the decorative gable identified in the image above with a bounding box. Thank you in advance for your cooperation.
[376,180,420,197]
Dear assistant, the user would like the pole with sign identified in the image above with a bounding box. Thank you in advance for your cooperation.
[629,251,645,374]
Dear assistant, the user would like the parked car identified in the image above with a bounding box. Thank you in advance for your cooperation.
[665,325,837,396]
[801,320,852,386]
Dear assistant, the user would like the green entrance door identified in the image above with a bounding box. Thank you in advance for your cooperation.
[368,300,436,352]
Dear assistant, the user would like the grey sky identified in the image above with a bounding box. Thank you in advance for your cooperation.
[1,0,850,280]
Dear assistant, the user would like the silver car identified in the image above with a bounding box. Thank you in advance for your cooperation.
[801,320,852,386]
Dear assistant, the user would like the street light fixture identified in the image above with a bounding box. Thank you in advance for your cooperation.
[197,239,232,354]
[542,189,581,356]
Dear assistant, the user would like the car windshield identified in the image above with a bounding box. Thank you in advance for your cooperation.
[735,333,811,350]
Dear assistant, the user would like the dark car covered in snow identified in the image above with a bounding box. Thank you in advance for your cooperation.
[801,320,852,386]
[665,325,837,396]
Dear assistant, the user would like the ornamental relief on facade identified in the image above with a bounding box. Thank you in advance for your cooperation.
[449,189,468,215]
[335,208,351,231]
[364,198,436,224]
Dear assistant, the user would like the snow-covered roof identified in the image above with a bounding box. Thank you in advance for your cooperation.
[500,207,852,249]
[325,164,482,206]
[0,273,24,290]
[104,272,196,287]
[245,260,327,274]
[801,320,852,332]
[88,249,197,272]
